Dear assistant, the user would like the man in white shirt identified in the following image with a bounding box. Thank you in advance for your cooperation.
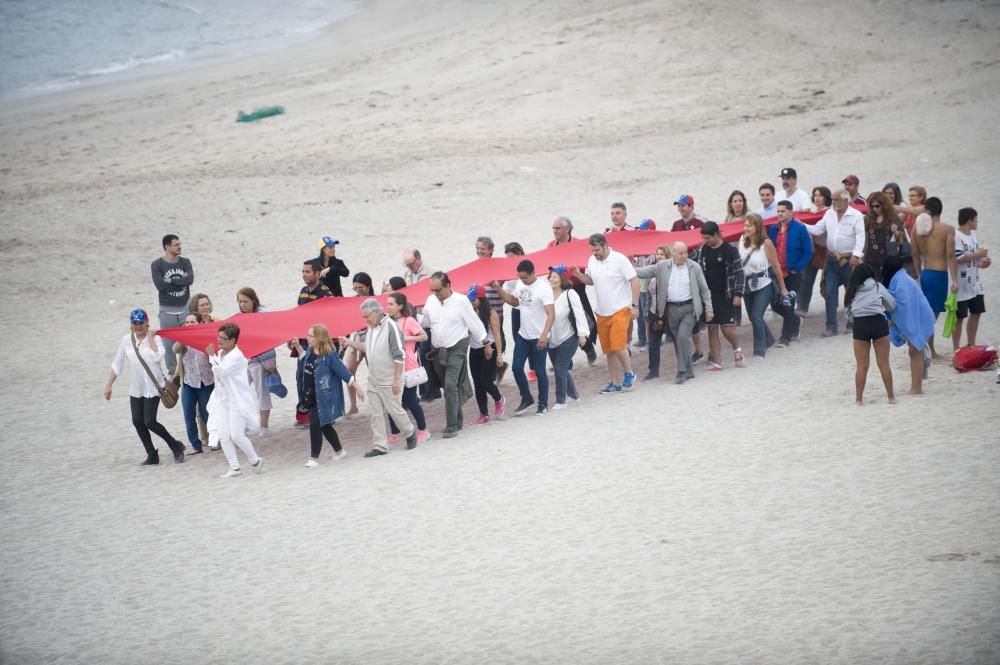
[757,183,778,218]
[778,167,812,211]
[493,260,555,416]
[636,242,713,384]
[807,190,865,335]
[423,271,488,437]
[571,233,640,393]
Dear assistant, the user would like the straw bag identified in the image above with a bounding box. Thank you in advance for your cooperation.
[132,333,179,408]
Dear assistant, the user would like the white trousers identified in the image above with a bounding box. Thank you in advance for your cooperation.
[218,408,260,470]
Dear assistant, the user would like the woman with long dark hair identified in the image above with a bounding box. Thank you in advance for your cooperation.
[236,287,277,435]
[467,284,506,423]
[105,308,186,465]
[862,191,899,278]
[845,264,896,405]
[725,190,750,223]
[386,291,432,443]
[547,268,589,408]
[340,272,375,416]
[738,214,789,359]
[172,312,214,454]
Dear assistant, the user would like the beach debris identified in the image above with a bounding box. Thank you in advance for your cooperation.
[236,106,285,123]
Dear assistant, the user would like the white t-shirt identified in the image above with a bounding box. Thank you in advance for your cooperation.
[955,230,984,301]
[587,249,637,316]
[779,188,812,212]
[505,278,554,339]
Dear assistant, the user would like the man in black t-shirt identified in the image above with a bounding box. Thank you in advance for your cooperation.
[697,222,746,370]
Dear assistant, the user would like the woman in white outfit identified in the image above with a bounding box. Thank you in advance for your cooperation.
[207,322,265,478]
[104,308,186,465]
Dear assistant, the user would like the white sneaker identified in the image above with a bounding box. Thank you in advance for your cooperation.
[305,459,319,468]
[257,427,272,438]
[220,469,241,478]
[251,457,265,474]
[330,450,347,461]
[551,403,567,410]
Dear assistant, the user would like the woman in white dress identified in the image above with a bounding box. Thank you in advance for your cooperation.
[104,308,186,465]
[207,323,265,478]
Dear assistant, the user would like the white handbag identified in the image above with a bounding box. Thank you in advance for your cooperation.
[404,365,428,388]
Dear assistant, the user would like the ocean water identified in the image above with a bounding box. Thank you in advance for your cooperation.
[0,0,359,101]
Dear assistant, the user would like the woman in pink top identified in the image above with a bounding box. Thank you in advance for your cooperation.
[385,292,431,444]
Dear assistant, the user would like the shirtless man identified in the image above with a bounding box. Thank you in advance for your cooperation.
[911,197,958,359]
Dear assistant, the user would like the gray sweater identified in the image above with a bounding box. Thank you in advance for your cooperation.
[847,279,896,321]
[151,256,194,309]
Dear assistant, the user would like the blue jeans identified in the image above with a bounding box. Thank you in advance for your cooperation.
[824,257,853,333]
[513,334,548,407]
[390,385,427,433]
[745,284,776,357]
[637,291,651,345]
[549,336,579,404]
[181,383,213,450]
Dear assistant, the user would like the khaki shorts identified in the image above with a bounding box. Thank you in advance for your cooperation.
[596,307,631,353]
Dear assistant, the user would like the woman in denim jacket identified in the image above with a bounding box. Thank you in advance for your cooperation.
[291,324,362,467]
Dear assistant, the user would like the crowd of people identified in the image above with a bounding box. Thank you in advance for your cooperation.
[104,169,990,476]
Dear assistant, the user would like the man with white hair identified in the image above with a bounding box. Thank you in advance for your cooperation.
[807,189,865,336]
[635,241,713,383]
[423,271,488,438]
[548,216,599,365]
[358,298,417,457]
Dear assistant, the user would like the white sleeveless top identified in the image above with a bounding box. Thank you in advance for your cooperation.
[738,239,772,291]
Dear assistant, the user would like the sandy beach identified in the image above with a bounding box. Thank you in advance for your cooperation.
[1,0,999,662]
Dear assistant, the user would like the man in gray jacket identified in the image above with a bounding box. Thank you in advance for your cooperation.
[359,299,417,457]
[635,241,713,383]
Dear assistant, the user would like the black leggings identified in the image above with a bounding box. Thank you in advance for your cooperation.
[469,346,503,415]
[309,406,342,458]
[130,396,180,454]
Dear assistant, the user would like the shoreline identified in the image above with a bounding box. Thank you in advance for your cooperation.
[0,0,364,110]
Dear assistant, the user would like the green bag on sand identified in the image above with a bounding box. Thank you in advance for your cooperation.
[236,106,285,123]
[942,292,958,338]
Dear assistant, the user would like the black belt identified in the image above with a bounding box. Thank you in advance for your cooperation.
[668,299,693,306]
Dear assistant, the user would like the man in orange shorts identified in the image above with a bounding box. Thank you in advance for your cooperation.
[572,233,640,393]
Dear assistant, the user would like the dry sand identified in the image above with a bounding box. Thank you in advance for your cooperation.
[1,0,999,663]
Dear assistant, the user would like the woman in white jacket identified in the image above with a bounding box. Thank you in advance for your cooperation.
[206,323,265,478]
[104,308,186,465]
[547,267,590,409]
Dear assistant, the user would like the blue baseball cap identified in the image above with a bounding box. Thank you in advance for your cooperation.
[318,236,340,249]
[129,308,149,324]
[673,194,695,207]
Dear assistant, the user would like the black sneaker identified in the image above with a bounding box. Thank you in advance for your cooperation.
[405,432,418,450]
[643,372,659,381]
[691,352,704,365]
[364,449,387,458]
[674,373,688,384]
[514,397,535,416]
[536,405,548,416]
[776,338,790,348]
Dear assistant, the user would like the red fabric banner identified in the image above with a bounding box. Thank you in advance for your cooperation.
[159,213,829,357]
